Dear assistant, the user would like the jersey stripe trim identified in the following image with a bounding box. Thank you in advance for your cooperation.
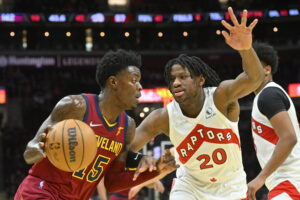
[93,94,120,131]
[176,124,240,164]
[81,94,89,123]
[251,117,278,145]
[268,180,300,199]
[123,112,128,151]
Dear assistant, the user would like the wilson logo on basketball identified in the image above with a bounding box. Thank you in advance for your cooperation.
[67,127,79,162]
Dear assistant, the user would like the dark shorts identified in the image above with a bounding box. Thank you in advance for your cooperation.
[14,175,57,200]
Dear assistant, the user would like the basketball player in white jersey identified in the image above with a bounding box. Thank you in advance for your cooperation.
[130,7,264,200]
[247,42,300,200]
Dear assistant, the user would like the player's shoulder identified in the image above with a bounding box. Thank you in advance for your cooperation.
[258,86,287,102]
[151,107,169,120]
[51,95,86,121]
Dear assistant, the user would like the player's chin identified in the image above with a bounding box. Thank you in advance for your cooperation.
[130,100,139,109]
[174,96,184,103]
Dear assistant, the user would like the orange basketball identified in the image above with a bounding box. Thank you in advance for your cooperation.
[45,119,97,172]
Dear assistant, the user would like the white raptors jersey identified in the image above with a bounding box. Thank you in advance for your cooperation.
[167,87,247,185]
[251,82,300,190]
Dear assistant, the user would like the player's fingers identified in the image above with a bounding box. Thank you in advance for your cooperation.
[39,133,47,142]
[39,141,45,148]
[221,20,233,31]
[241,9,247,26]
[133,170,141,181]
[248,19,258,30]
[248,190,255,200]
[228,7,239,26]
[44,125,52,134]
[221,31,230,42]
[146,157,157,171]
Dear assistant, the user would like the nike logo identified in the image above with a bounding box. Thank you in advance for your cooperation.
[89,121,102,127]
[134,152,141,160]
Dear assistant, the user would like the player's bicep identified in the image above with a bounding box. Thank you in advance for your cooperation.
[51,95,86,122]
[32,95,86,142]
[216,73,255,102]
[269,111,297,139]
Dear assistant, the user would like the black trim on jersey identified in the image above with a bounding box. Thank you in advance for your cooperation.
[94,94,120,131]
[81,94,89,123]
[257,87,290,119]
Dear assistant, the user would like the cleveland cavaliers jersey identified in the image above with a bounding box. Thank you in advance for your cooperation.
[30,94,128,200]
[167,87,246,185]
[251,82,300,190]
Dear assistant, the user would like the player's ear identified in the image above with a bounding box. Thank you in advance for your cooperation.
[108,76,118,89]
[198,75,205,87]
[264,65,272,76]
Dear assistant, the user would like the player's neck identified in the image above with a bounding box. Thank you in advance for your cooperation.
[254,76,273,95]
[97,93,122,124]
[180,91,205,118]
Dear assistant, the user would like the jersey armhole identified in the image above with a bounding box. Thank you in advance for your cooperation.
[81,94,89,123]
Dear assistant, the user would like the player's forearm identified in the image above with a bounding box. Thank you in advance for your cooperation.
[104,161,159,193]
[258,137,296,180]
[239,47,264,85]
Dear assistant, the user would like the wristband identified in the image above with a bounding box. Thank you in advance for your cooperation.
[126,150,144,168]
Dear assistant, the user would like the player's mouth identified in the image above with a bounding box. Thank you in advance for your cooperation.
[135,93,141,102]
[173,89,185,97]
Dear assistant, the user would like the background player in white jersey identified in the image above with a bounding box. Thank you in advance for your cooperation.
[130,7,264,200]
[247,42,300,200]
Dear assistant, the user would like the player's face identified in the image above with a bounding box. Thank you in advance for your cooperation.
[116,66,142,109]
[169,64,199,104]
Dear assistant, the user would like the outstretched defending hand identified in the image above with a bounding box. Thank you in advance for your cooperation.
[133,155,157,181]
[133,149,178,181]
[221,7,258,51]
[24,125,51,164]
[156,149,179,174]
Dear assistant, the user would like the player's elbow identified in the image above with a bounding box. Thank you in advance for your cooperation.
[283,132,298,149]
[23,151,35,164]
[249,71,264,86]
[289,134,298,147]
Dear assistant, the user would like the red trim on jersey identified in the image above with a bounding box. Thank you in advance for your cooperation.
[252,117,278,145]
[268,180,300,200]
[176,124,240,164]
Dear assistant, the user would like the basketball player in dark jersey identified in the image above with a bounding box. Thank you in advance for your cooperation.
[14,49,177,200]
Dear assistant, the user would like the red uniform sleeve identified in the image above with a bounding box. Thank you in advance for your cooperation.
[104,160,159,193]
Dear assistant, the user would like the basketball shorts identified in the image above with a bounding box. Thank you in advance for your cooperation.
[14,175,57,200]
[170,174,247,200]
[268,180,300,200]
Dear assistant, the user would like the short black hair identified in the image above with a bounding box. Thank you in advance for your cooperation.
[96,49,142,89]
[253,41,279,75]
[164,54,221,87]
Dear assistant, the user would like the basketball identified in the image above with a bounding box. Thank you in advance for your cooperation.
[45,119,97,172]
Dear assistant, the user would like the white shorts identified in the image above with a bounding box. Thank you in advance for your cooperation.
[170,175,247,200]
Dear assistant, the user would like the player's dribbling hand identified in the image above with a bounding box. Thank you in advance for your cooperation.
[247,175,265,200]
[221,7,258,51]
[24,125,52,164]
